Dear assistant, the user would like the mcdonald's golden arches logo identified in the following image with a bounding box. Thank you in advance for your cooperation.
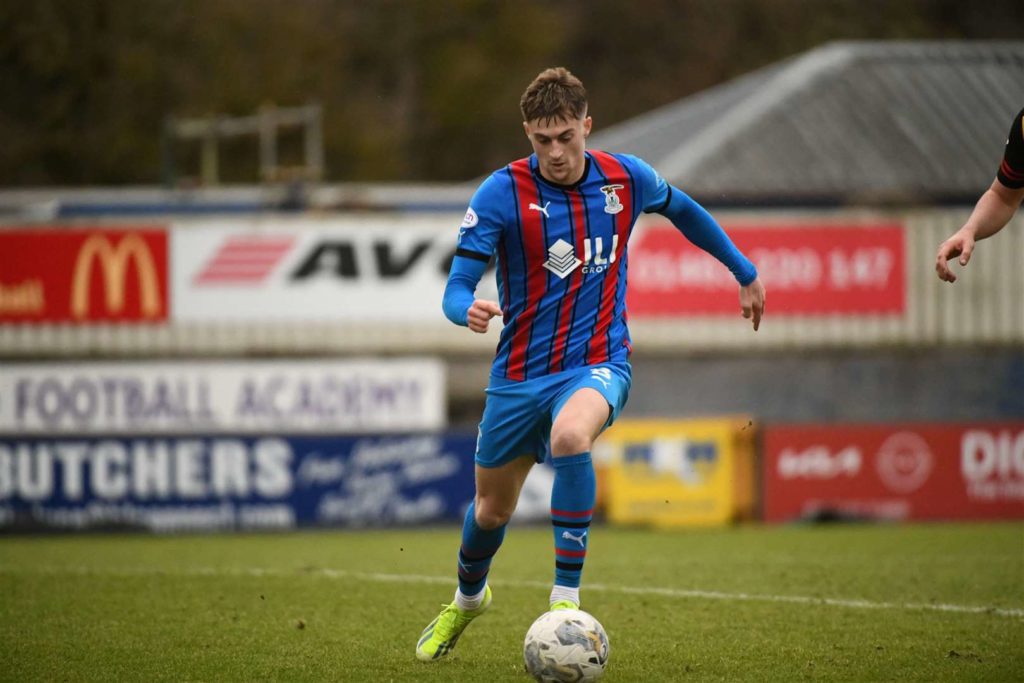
[71,233,164,319]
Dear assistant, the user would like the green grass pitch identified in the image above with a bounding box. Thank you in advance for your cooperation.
[1,523,1022,681]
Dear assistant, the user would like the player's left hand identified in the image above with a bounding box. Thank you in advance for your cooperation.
[739,277,765,331]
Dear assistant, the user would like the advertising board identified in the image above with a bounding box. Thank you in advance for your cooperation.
[628,222,904,316]
[763,424,1024,522]
[171,219,497,322]
[0,359,445,434]
[0,228,169,323]
[598,417,757,527]
[0,433,476,532]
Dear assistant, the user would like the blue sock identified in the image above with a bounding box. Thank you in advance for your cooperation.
[550,452,595,589]
[457,501,506,596]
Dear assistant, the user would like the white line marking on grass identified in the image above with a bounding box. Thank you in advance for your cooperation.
[4,565,1022,620]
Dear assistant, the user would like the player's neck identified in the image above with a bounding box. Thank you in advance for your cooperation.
[535,154,589,189]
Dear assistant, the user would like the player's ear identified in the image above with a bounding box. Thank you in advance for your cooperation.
[523,120,532,138]
[583,116,592,138]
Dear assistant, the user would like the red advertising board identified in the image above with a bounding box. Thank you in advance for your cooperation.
[627,223,904,316]
[762,424,1024,522]
[0,228,168,323]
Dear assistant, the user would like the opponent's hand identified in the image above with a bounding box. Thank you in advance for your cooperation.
[935,227,975,283]
[739,277,765,331]
[466,299,502,333]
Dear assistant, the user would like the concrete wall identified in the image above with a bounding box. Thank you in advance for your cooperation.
[447,349,1024,427]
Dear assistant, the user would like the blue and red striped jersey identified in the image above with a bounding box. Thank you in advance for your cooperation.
[455,150,669,381]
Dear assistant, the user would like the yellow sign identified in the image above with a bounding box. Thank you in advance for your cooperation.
[598,417,757,527]
[71,234,162,319]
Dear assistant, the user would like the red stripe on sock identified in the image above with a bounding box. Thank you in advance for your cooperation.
[551,508,593,518]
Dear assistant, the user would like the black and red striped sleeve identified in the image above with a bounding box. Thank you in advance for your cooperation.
[996,108,1024,189]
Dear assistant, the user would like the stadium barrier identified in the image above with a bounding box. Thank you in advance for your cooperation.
[4,417,1020,533]
[0,357,464,534]
[1,210,1021,355]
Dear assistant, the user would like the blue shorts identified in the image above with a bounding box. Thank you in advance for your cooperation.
[474,362,632,468]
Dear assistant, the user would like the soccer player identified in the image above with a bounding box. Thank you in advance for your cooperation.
[936,107,1024,282]
[415,67,765,662]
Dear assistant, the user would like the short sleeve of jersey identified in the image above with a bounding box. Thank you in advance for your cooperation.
[621,154,672,213]
[996,108,1024,189]
[457,171,508,256]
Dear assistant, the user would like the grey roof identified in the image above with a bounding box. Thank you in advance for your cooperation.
[590,41,1024,205]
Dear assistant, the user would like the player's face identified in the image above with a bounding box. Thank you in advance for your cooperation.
[524,115,592,186]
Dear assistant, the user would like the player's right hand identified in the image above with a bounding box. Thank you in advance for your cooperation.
[467,299,502,333]
[935,227,975,283]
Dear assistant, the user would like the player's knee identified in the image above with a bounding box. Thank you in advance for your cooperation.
[474,496,514,529]
[550,424,593,457]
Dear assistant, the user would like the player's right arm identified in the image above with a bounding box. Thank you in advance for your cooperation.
[936,107,1024,283]
[442,173,507,333]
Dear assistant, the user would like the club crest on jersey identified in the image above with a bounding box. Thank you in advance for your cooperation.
[600,184,625,214]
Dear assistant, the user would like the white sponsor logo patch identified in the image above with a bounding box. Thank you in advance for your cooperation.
[542,239,582,279]
[461,207,479,229]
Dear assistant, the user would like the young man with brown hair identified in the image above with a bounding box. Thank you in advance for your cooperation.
[416,67,765,662]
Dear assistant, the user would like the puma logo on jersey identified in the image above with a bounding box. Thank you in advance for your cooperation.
[561,530,588,548]
[529,201,551,218]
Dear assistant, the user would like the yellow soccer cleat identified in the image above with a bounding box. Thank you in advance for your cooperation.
[415,585,492,661]
[549,599,579,611]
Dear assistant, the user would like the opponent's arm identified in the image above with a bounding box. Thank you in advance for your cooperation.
[938,108,1024,283]
[936,179,1024,283]
[442,250,502,333]
[661,186,765,330]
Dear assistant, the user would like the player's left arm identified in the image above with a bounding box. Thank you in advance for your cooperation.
[662,187,764,330]
[626,154,764,330]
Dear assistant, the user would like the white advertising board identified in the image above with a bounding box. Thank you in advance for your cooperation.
[0,358,446,434]
[171,216,498,322]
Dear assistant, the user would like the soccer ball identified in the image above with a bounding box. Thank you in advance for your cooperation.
[523,609,609,682]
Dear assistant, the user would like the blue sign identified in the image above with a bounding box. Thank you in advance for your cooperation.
[0,434,476,532]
